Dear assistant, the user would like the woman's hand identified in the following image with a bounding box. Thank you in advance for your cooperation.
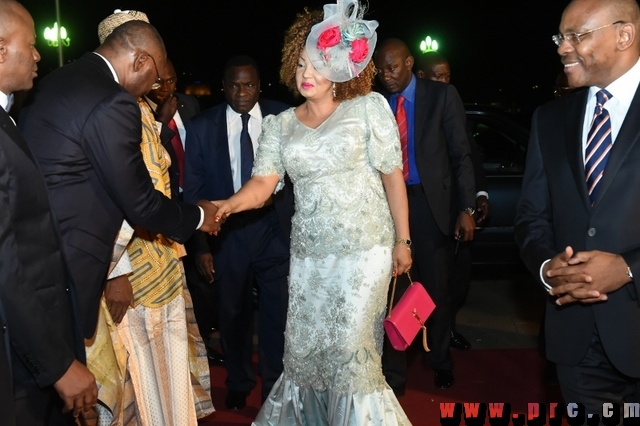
[211,200,233,221]
[392,243,412,276]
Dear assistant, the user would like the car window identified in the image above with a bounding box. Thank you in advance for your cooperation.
[467,115,527,175]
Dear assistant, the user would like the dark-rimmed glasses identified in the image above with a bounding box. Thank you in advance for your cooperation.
[146,53,162,90]
[552,21,624,46]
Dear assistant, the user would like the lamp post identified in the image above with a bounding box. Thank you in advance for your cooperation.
[44,21,70,68]
[43,0,69,67]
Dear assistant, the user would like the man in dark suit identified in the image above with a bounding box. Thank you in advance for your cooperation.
[184,55,292,408]
[19,20,221,342]
[374,38,476,391]
[515,0,640,414]
[415,50,491,351]
[0,1,98,423]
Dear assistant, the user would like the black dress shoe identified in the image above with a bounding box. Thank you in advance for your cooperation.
[434,369,454,389]
[225,390,247,410]
[206,347,225,366]
[450,330,471,350]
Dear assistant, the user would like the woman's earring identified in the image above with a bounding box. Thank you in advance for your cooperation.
[332,83,336,98]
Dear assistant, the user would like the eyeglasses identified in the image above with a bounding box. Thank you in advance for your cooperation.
[552,21,624,46]
[146,53,162,90]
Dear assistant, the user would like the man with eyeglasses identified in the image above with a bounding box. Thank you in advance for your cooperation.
[515,0,640,416]
[19,19,222,354]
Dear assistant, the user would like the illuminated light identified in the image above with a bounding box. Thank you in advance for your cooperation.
[419,35,439,53]
[44,22,70,47]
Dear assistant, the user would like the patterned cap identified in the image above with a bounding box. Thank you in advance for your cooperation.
[98,9,149,43]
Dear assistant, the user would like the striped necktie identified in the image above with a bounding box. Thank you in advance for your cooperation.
[395,95,409,181]
[585,89,613,206]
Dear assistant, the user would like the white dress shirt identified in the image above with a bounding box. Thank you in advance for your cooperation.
[226,102,263,193]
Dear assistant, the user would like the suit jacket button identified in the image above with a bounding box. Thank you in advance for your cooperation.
[588,228,596,237]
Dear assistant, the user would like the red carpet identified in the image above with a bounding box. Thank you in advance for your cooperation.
[199,347,564,425]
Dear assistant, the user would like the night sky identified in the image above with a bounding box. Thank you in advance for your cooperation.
[20,0,570,119]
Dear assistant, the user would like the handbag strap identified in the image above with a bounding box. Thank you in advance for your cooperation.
[386,271,413,318]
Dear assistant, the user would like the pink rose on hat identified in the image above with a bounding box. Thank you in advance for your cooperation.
[317,26,341,50]
[349,38,369,63]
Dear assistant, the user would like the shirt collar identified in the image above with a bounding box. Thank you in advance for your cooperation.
[226,102,261,123]
[590,57,640,107]
[93,52,119,83]
[393,74,417,103]
[0,90,13,112]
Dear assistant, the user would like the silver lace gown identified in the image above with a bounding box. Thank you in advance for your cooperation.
[252,92,412,425]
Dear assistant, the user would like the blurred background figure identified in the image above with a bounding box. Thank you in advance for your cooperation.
[415,50,451,84]
[415,49,490,353]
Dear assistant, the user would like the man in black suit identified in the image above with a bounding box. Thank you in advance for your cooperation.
[184,55,292,408]
[374,38,476,391]
[415,50,491,352]
[515,0,640,414]
[0,1,98,423]
[19,20,221,342]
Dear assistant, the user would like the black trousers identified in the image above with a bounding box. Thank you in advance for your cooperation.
[215,208,289,401]
[11,351,75,426]
[448,240,472,332]
[556,326,640,424]
[383,191,452,389]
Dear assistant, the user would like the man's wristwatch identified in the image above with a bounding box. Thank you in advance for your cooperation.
[462,207,476,216]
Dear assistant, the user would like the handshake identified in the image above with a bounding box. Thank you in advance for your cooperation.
[196,200,229,235]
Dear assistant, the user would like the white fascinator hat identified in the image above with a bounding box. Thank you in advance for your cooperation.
[305,0,379,83]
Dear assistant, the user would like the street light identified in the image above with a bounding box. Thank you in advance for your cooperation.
[419,36,439,53]
[44,22,70,47]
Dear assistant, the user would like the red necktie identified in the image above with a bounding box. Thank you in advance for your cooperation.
[167,118,185,188]
[395,95,409,181]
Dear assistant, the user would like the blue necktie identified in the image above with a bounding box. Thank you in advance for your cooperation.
[240,113,253,185]
[585,89,613,206]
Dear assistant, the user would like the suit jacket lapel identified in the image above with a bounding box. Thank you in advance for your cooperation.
[0,108,36,164]
[593,83,640,207]
[566,89,591,210]
[216,105,235,195]
[414,80,429,151]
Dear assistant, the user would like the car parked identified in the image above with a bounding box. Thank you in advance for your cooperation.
[464,104,530,267]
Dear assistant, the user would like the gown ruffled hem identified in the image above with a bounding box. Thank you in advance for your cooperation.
[252,374,412,426]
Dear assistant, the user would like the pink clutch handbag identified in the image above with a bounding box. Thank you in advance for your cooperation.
[383,273,435,352]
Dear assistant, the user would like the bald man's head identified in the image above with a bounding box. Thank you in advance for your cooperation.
[558,0,640,88]
[0,0,40,94]
[373,38,414,94]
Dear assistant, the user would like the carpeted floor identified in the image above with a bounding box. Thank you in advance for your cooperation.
[198,346,564,425]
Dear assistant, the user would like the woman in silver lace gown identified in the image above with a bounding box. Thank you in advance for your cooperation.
[214,3,412,425]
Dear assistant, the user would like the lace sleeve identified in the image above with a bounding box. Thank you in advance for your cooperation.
[364,92,402,175]
[253,113,286,193]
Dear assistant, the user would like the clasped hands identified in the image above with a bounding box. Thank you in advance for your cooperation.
[544,246,632,306]
[197,200,228,235]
